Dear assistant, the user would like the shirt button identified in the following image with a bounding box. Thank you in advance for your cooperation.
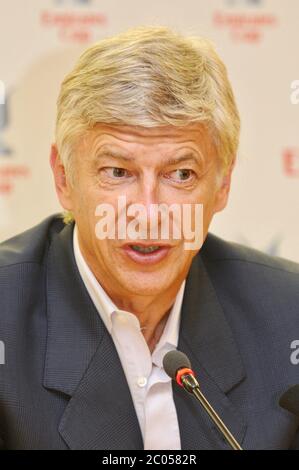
[136,376,147,388]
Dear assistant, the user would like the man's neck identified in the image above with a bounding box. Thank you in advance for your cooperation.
[76,230,185,351]
[95,274,180,350]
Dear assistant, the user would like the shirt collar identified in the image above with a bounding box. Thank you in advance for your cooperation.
[73,224,116,334]
[73,224,185,354]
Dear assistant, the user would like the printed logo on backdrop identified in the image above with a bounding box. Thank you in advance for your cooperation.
[40,0,107,44]
[54,0,91,4]
[0,81,12,157]
[213,0,278,44]
[290,80,299,105]
[0,83,30,198]
[282,84,299,177]
[282,148,299,178]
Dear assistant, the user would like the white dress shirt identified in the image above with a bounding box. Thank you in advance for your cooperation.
[73,225,185,450]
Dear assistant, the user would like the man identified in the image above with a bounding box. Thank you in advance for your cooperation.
[0,26,298,450]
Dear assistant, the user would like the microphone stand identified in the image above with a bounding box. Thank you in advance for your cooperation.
[181,373,243,451]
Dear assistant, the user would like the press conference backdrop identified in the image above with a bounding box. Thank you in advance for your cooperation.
[0,0,298,261]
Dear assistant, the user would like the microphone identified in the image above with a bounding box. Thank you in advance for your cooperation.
[279,385,299,416]
[163,350,242,450]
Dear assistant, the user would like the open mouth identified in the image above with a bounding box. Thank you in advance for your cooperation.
[122,243,172,265]
[130,245,162,254]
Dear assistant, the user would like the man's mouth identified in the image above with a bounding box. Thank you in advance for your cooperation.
[130,245,161,254]
[122,243,173,265]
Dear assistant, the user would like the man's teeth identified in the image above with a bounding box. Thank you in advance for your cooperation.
[131,245,161,253]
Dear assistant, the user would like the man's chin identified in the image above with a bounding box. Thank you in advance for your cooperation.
[118,274,175,298]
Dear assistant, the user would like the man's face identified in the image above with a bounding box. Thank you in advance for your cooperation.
[53,123,232,300]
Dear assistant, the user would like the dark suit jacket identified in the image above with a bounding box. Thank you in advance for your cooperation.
[0,214,299,450]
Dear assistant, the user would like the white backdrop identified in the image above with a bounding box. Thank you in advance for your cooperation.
[0,0,298,261]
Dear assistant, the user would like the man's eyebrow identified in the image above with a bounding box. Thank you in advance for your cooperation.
[94,149,202,165]
[94,149,133,162]
[164,154,202,166]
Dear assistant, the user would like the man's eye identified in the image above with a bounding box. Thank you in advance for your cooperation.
[104,167,130,178]
[166,169,194,182]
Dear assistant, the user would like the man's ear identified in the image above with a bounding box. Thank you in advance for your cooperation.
[50,144,73,211]
[213,156,236,214]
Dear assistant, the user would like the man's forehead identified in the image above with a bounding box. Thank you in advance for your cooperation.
[82,122,210,147]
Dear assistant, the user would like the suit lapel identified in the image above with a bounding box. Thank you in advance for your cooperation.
[44,222,143,449]
[174,253,248,449]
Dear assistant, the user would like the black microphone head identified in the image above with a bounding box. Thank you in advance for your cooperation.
[279,385,299,416]
[163,350,191,380]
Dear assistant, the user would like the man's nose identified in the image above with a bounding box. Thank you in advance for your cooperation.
[135,175,160,221]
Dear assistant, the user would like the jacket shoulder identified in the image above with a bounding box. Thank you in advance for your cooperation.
[0,214,66,268]
[202,232,299,276]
